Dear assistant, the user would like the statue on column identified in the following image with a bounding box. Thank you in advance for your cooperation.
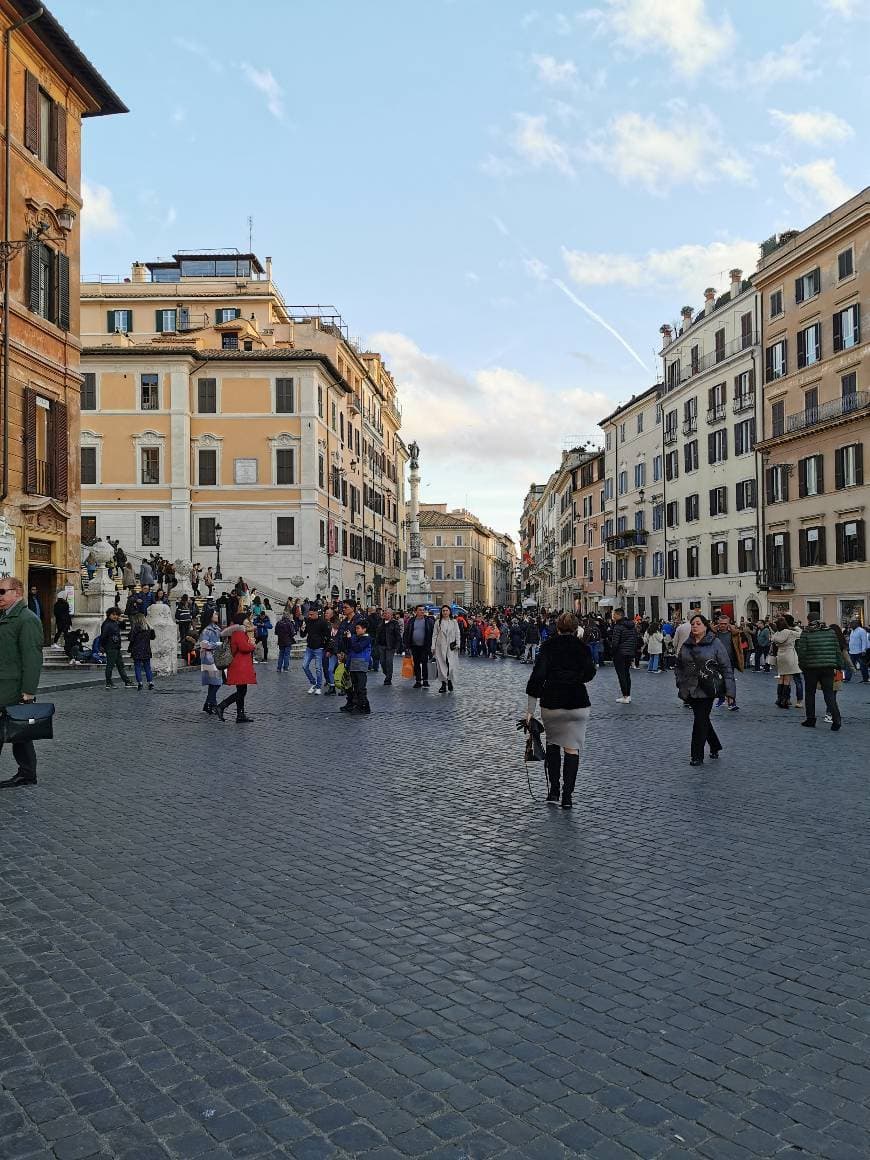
[408,441,420,470]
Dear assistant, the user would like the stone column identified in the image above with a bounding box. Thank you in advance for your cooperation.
[405,441,432,608]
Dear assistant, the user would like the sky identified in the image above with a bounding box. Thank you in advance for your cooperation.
[57,0,869,539]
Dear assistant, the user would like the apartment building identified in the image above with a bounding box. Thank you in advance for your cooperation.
[0,1,124,637]
[657,271,765,624]
[79,253,407,605]
[755,188,869,626]
[599,387,665,620]
[520,484,545,605]
[573,449,606,614]
[417,504,516,608]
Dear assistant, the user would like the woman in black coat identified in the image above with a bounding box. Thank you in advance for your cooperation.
[128,612,156,690]
[524,612,596,809]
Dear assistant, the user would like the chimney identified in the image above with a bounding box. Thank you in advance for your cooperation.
[704,287,716,315]
[659,324,672,346]
[729,268,742,298]
[131,262,147,283]
[680,306,693,332]
[265,256,272,280]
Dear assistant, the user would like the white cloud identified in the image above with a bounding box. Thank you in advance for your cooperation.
[171,105,186,124]
[81,180,121,235]
[173,37,223,72]
[586,104,752,193]
[241,63,284,120]
[819,0,867,15]
[563,238,761,297]
[769,108,853,144]
[512,113,575,176]
[531,54,578,88]
[587,0,735,78]
[464,270,480,283]
[751,35,818,86]
[782,159,856,212]
[479,153,516,178]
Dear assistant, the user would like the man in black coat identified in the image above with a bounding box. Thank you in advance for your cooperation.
[610,608,638,703]
[377,609,403,685]
[402,605,434,688]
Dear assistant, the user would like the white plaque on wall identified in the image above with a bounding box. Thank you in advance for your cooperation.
[234,458,258,484]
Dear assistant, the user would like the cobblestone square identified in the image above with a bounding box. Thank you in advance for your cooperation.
[2,660,869,1159]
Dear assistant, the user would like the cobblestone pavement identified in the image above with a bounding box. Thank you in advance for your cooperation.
[2,657,869,1160]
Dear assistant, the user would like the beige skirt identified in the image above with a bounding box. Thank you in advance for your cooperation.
[542,706,591,751]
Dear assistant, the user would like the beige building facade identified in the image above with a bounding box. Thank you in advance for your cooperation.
[417,504,516,608]
[755,189,869,626]
[79,253,407,605]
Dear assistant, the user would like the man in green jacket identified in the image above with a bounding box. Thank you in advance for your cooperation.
[795,615,842,731]
[0,576,45,787]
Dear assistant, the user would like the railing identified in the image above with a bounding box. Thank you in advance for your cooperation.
[785,389,869,435]
[664,331,758,388]
[706,404,726,424]
[733,392,755,414]
[663,427,678,446]
[682,418,697,435]
[35,459,54,496]
[756,566,794,591]
[606,530,648,552]
[349,392,362,413]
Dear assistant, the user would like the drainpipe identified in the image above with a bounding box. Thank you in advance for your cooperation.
[2,6,44,504]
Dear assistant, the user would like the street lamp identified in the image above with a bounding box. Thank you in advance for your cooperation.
[214,522,223,580]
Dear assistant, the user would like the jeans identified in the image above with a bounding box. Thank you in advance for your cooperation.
[381,649,395,681]
[647,654,660,672]
[689,697,721,760]
[369,644,381,672]
[105,647,129,685]
[276,644,292,671]
[133,659,153,685]
[849,652,869,681]
[613,655,632,697]
[411,644,429,684]
[325,653,338,688]
[793,672,804,702]
[753,645,769,671]
[204,684,218,708]
[303,647,324,687]
[803,668,841,724]
[258,638,269,661]
[524,643,539,663]
[588,642,602,666]
[470,638,480,657]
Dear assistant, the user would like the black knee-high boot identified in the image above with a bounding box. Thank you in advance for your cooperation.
[545,745,561,803]
[561,753,579,810]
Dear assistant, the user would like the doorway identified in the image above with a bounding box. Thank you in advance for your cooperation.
[27,566,56,645]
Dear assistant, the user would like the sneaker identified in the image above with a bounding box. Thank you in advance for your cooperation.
[422,682,430,688]
[794,700,804,708]
[307,685,317,694]
[560,795,573,810]
[137,683,143,691]
[104,683,114,689]
[148,683,154,690]
[314,688,322,695]
[824,713,833,724]
[546,789,560,804]
[728,704,739,711]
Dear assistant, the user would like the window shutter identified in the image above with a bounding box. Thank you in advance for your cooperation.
[816,455,825,494]
[23,388,37,493]
[833,311,842,352]
[710,544,717,574]
[24,71,38,153]
[765,534,775,571]
[795,276,804,304]
[798,459,807,498]
[107,310,115,333]
[817,527,827,566]
[125,310,133,332]
[798,529,808,567]
[856,443,864,486]
[56,252,70,331]
[738,540,745,573]
[782,531,791,568]
[857,520,866,562]
[856,303,861,342]
[707,432,715,463]
[766,468,774,505]
[50,101,67,179]
[813,268,821,296]
[834,448,844,490]
[155,310,164,333]
[797,331,806,370]
[781,469,789,503]
[835,522,845,564]
[709,487,716,516]
[736,483,744,512]
[52,401,69,501]
[765,346,773,381]
[27,240,41,313]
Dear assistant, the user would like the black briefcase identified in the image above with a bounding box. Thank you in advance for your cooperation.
[2,702,55,743]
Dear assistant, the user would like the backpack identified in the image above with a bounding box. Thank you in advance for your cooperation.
[334,661,352,693]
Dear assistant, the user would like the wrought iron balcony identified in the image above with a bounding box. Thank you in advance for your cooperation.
[756,566,794,591]
[706,404,726,424]
[664,331,759,390]
[733,391,755,414]
[682,417,697,435]
[663,426,678,446]
[606,529,648,552]
[784,389,869,435]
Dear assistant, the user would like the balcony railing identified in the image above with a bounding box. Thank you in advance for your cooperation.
[665,331,758,389]
[706,404,726,424]
[682,417,697,435]
[756,566,794,591]
[606,529,648,552]
[663,427,678,446]
[733,391,755,414]
[35,459,55,497]
[784,389,869,435]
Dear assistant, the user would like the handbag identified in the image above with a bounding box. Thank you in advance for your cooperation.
[213,642,233,669]
[3,702,55,743]
[517,717,546,762]
[697,660,725,700]
[401,654,415,679]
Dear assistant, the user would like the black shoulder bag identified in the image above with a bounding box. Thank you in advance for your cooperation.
[3,702,55,743]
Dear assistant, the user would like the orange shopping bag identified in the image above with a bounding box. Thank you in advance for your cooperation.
[401,654,415,679]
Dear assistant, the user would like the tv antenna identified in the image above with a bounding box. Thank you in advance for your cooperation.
[247,215,253,252]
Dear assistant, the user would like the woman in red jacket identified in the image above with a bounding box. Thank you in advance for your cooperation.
[217,615,256,722]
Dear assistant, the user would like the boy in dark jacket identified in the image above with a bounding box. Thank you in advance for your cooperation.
[376,610,403,685]
[341,623,372,714]
[99,607,132,689]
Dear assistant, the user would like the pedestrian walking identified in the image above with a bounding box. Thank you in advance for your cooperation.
[610,608,637,703]
[128,612,156,690]
[644,621,664,672]
[216,615,256,722]
[204,566,214,596]
[713,614,744,710]
[795,616,843,730]
[175,594,194,642]
[302,608,331,693]
[771,615,803,709]
[198,611,223,715]
[674,614,736,766]
[99,607,133,689]
[139,559,155,587]
[432,605,460,693]
[377,608,403,685]
[0,577,45,788]
[275,611,296,672]
[52,592,72,645]
[847,621,869,682]
[403,604,434,688]
[525,612,596,810]
[253,609,272,662]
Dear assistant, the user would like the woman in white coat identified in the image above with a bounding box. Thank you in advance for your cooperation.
[771,614,803,709]
[432,605,460,693]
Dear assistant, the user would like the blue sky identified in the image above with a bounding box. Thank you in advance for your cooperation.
[58,0,869,537]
